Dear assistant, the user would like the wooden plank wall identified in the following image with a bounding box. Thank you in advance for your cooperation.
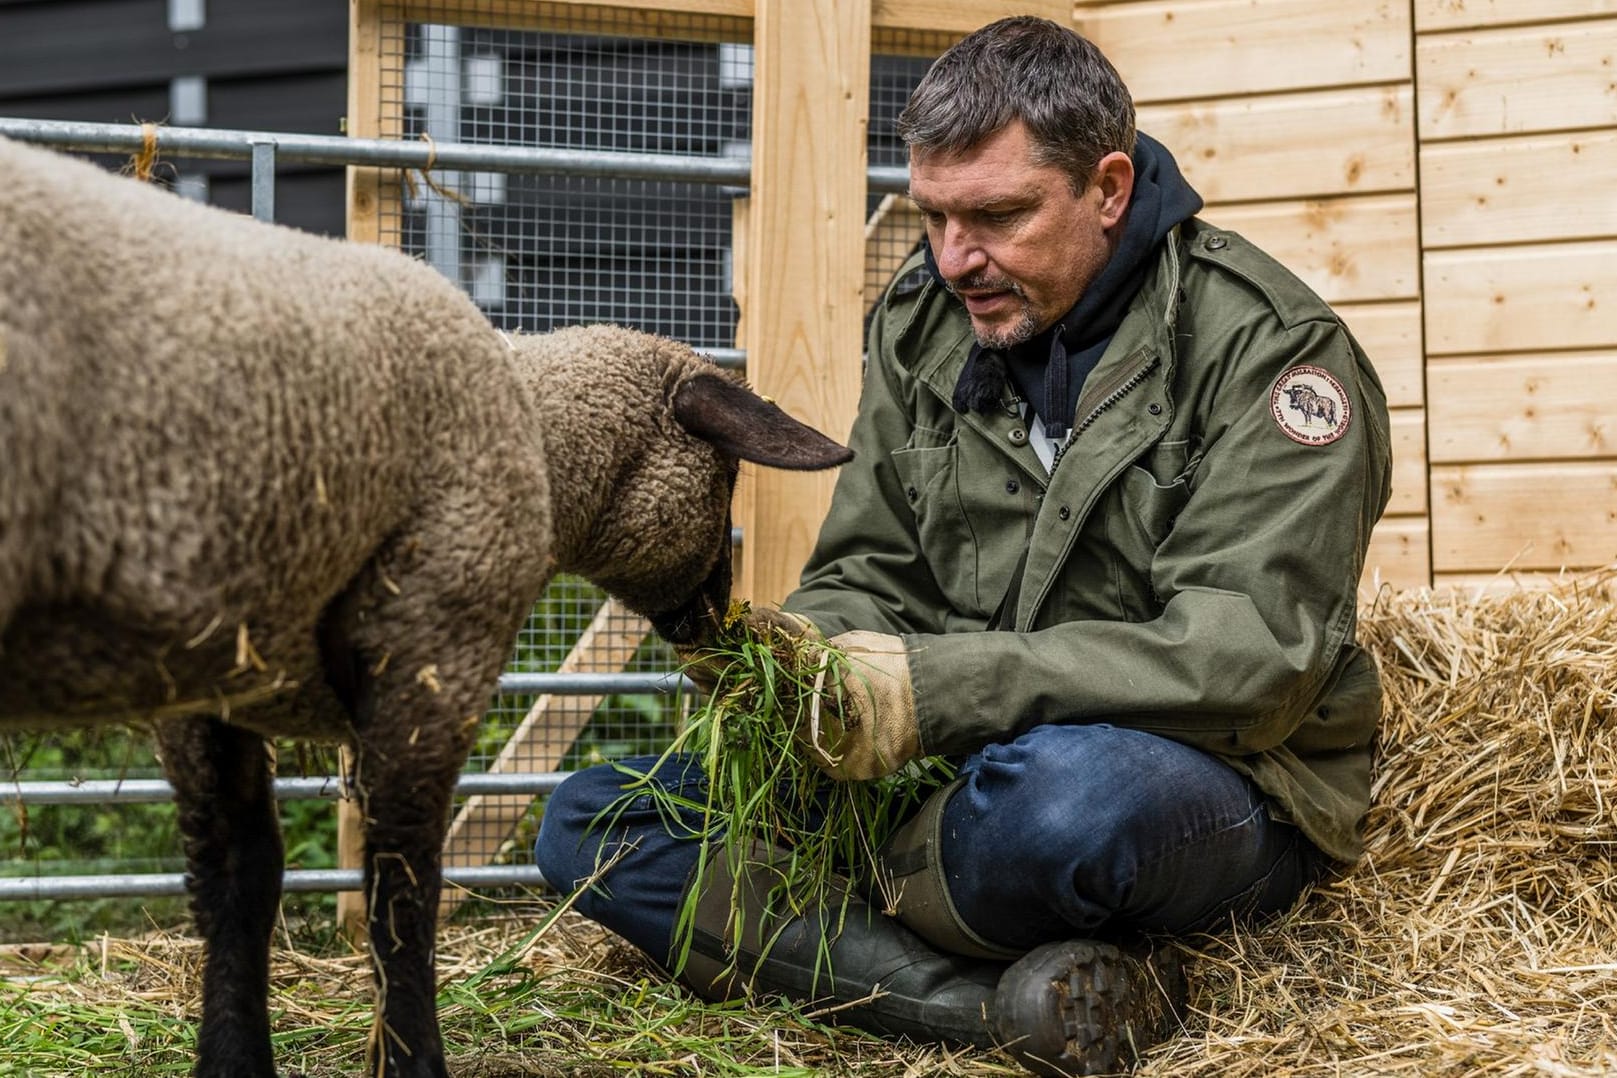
[1074,0,1429,591]
[1415,1,1617,586]
[345,0,1617,600]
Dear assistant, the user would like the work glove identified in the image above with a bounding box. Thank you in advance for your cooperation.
[675,603,821,692]
[802,630,921,782]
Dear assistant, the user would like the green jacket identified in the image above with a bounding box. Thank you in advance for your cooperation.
[786,218,1393,863]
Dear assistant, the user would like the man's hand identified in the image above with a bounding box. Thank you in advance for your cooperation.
[802,630,921,781]
[675,603,821,691]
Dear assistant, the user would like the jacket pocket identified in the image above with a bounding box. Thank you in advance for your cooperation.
[891,438,984,614]
[1288,645,1382,755]
[1105,440,1198,603]
[892,433,1015,620]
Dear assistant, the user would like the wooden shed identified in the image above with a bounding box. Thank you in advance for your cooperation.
[347,0,1617,600]
[1084,0,1617,593]
[334,1,1617,922]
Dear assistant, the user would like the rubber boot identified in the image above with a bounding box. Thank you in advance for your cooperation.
[880,779,1190,1076]
[678,843,1188,1074]
[677,842,1004,1047]
[993,937,1189,1077]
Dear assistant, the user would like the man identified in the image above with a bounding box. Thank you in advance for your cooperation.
[537,16,1391,1077]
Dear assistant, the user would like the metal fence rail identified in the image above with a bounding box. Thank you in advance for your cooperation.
[0,99,928,903]
[0,115,770,904]
[0,115,910,206]
[1,774,571,899]
[0,865,549,901]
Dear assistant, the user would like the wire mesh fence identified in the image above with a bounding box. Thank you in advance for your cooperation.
[0,1,940,934]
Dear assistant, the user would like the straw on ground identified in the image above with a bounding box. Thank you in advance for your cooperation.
[2,574,1614,1076]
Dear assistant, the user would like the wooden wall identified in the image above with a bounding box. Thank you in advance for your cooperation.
[1080,0,1617,591]
[1076,0,1429,592]
[1415,1,1617,587]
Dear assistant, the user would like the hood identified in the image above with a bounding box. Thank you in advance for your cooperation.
[945,131,1203,438]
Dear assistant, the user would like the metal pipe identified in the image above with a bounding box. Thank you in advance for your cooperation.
[420,25,464,288]
[0,864,549,901]
[249,139,276,222]
[0,116,910,193]
[495,671,696,695]
[698,346,745,370]
[3,771,571,806]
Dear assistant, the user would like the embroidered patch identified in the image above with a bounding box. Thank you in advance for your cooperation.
[1271,366,1351,446]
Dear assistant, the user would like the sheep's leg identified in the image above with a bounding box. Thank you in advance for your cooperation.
[353,724,464,1078]
[346,675,478,1078]
[342,626,506,1078]
[156,717,282,1078]
[332,498,546,1077]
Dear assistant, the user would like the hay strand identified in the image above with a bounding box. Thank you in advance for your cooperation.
[3,576,1615,1074]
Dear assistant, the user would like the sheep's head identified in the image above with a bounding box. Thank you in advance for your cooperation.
[517,327,852,647]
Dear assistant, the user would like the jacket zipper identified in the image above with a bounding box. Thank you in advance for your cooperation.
[1049,352,1160,471]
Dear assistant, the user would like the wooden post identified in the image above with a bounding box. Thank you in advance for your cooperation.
[735,0,871,605]
[336,0,399,943]
[436,600,650,917]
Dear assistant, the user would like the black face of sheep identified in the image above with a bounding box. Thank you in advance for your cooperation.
[0,135,852,1078]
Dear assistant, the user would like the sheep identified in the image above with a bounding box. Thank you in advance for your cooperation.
[0,134,853,1078]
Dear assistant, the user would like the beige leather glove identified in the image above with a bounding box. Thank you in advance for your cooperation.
[676,603,821,691]
[802,630,921,781]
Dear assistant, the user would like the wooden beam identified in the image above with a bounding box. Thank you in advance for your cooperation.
[1414,0,1617,35]
[737,0,869,605]
[438,599,650,916]
[1431,461,1617,572]
[1141,85,1415,204]
[337,0,397,943]
[345,0,387,246]
[1389,408,1428,516]
[1420,130,1617,249]
[1075,0,1411,105]
[1336,300,1424,410]
[872,0,1066,33]
[1208,194,1420,305]
[1424,241,1617,356]
[385,0,750,41]
[1417,20,1617,140]
[730,195,758,600]
[1427,352,1617,464]
[391,0,1064,36]
[1364,516,1431,593]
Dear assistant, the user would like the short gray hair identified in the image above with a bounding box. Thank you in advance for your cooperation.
[896,16,1136,194]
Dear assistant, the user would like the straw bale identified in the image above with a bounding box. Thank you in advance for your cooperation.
[3,575,1614,1075]
[1137,571,1617,1077]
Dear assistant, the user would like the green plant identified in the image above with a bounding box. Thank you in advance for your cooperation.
[601,604,955,978]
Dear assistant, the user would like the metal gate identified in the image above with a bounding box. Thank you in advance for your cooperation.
[0,12,930,916]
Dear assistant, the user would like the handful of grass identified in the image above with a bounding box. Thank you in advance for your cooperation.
[605,602,956,975]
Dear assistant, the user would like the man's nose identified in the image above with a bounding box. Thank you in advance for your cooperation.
[933,221,987,281]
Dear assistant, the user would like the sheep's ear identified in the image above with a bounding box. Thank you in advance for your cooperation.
[672,373,854,471]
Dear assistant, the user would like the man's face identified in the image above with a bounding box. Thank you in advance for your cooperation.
[909,120,1128,350]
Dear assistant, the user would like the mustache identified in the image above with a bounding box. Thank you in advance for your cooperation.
[947,272,1025,297]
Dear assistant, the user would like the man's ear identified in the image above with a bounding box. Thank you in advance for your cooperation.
[1093,150,1135,230]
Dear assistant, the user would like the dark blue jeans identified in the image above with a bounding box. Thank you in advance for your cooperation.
[534,723,1328,964]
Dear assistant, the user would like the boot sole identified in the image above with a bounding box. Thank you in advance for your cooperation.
[992,939,1185,1078]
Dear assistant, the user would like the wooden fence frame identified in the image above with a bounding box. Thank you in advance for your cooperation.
[341,0,1064,932]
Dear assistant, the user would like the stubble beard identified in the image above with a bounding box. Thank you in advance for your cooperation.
[947,273,1041,351]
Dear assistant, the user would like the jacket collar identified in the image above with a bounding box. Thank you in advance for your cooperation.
[910,223,1189,428]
